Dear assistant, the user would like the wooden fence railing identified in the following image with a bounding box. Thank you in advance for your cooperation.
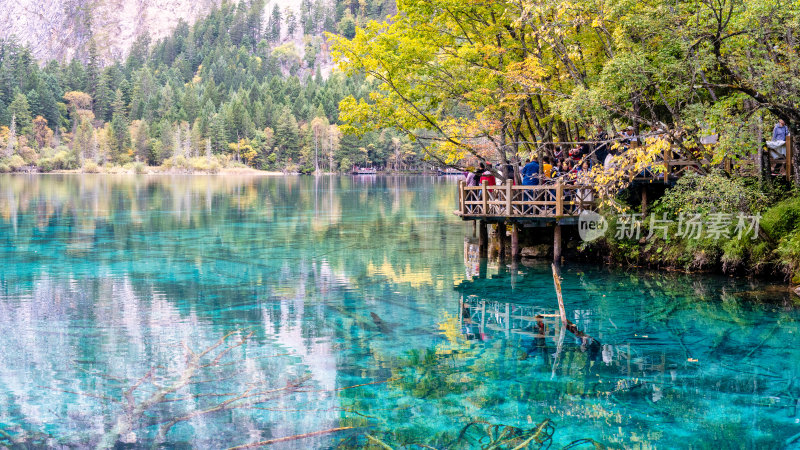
[456,179,597,219]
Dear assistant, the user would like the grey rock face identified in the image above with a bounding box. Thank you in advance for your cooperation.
[0,0,227,63]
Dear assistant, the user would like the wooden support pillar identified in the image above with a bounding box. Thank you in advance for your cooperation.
[478,220,488,258]
[555,179,564,217]
[458,180,465,215]
[553,223,562,264]
[472,219,477,237]
[481,180,488,215]
[511,223,520,260]
[498,222,507,260]
[641,185,648,216]
[505,179,513,216]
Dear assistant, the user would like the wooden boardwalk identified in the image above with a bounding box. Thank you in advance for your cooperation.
[455,137,795,223]
[455,180,596,223]
[453,140,794,261]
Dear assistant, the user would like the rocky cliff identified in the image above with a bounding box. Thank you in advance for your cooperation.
[0,0,279,64]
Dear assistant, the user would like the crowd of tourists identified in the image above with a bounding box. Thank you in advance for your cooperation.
[463,119,791,189]
[463,126,640,188]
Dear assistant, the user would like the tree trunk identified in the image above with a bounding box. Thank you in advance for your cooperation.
[792,122,800,186]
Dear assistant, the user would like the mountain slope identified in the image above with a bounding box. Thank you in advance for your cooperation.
[1,0,230,63]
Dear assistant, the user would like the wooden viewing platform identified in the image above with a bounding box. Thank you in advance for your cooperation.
[453,179,596,261]
[455,179,596,224]
[454,137,795,224]
[452,138,795,262]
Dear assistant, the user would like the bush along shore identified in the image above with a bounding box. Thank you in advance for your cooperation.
[574,172,800,285]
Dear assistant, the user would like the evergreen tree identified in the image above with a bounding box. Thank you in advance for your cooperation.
[110,112,130,159]
[4,114,14,157]
[275,107,300,162]
[268,5,282,43]
[286,8,298,37]
[94,73,113,121]
[210,113,227,152]
[132,119,149,162]
[86,39,100,98]
[8,93,32,134]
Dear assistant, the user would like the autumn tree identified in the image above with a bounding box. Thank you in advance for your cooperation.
[32,116,53,149]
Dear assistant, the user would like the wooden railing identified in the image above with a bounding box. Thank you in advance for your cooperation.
[456,179,596,219]
[769,135,794,181]
[631,143,705,183]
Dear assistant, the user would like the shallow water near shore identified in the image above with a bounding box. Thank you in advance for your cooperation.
[0,174,799,448]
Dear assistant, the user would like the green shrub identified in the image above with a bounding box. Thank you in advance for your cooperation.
[133,161,147,174]
[761,197,800,239]
[653,171,767,216]
[6,154,25,170]
[82,161,100,173]
[189,156,221,173]
[37,149,77,172]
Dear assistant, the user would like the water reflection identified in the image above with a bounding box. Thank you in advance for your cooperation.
[0,174,798,447]
[0,174,466,447]
[454,262,800,447]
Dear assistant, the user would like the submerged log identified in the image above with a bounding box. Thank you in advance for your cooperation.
[551,264,601,349]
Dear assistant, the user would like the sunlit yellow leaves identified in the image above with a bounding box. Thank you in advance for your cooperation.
[585,137,670,208]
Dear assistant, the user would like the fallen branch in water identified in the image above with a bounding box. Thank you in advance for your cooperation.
[551,263,602,349]
[227,426,355,449]
[87,329,310,449]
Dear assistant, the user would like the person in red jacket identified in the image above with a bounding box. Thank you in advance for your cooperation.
[479,163,497,185]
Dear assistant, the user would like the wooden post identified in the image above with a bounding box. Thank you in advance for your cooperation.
[478,220,488,258]
[511,223,520,260]
[505,179,513,216]
[787,136,793,183]
[498,222,507,260]
[641,185,648,216]
[553,223,562,263]
[458,180,465,215]
[472,219,477,237]
[481,180,488,215]
[555,180,563,217]
[664,147,671,184]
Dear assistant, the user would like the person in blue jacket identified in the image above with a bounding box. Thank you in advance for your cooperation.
[521,158,540,185]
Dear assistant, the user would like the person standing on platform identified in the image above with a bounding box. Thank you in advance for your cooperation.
[521,158,540,185]
[479,162,497,185]
[767,119,790,156]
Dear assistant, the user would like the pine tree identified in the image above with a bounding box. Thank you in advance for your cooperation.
[94,73,114,121]
[4,114,15,157]
[173,124,182,160]
[210,113,227,152]
[132,119,149,162]
[275,107,299,161]
[181,121,192,157]
[86,39,100,98]
[268,5,282,42]
[110,113,130,159]
[8,93,32,134]
[111,89,125,117]
[286,8,298,37]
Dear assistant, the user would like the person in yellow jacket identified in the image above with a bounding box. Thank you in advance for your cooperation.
[542,156,554,179]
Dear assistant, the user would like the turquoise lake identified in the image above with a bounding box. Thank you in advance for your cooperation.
[1,174,799,448]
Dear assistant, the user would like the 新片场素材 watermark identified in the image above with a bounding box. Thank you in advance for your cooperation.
[578,211,760,242]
